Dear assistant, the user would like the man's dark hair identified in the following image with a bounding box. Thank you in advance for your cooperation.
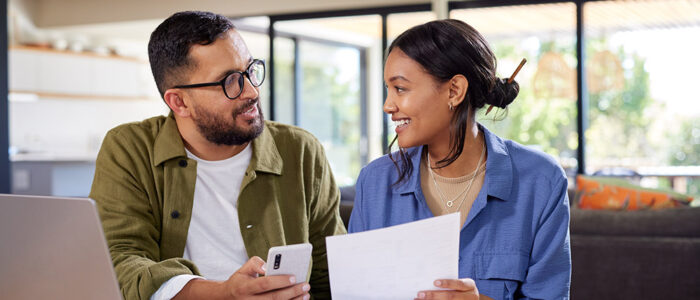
[148,11,235,98]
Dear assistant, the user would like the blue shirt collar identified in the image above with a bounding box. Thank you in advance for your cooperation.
[393,124,513,201]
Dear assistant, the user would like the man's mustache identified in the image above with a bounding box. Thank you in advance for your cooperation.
[233,98,260,115]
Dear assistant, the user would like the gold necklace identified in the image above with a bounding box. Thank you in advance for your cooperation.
[427,143,486,213]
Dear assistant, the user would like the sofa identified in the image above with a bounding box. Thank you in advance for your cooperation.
[337,186,700,299]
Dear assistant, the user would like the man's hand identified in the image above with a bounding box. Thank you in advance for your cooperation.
[174,256,310,300]
[221,256,310,299]
[415,278,490,300]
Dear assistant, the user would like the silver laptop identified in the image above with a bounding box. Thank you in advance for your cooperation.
[0,194,122,300]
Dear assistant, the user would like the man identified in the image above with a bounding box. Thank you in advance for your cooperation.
[90,11,346,300]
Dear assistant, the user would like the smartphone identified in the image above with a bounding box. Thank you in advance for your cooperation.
[265,243,313,284]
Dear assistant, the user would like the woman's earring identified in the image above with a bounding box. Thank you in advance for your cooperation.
[448,103,455,111]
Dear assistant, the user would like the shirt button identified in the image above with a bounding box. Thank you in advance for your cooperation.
[171,210,180,219]
[178,160,188,167]
[246,224,253,229]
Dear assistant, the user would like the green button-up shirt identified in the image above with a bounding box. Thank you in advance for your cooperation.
[90,114,346,300]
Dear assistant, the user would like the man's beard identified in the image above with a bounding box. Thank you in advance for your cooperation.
[192,99,264,146]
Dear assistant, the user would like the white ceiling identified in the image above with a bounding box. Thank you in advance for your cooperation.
[10,0,700,59]
[29,0,430,27]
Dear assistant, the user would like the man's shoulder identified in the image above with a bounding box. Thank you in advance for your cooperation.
[98,115,175,161]
[263,121,321,148]
[105,115,169,144]
[108,115,168,136]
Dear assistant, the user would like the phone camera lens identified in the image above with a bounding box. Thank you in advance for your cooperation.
[274,254,281,270]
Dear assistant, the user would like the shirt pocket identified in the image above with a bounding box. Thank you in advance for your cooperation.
[473,252,528,300]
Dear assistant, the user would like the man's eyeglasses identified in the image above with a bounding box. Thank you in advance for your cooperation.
[173,59,265,100]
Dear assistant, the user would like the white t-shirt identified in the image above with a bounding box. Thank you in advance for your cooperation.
[151,144,252,300]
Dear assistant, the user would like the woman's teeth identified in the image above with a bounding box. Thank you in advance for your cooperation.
[394,119,411,126]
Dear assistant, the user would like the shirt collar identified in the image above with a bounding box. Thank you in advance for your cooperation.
[481,124,513,201]
[153,112,187,166]
[249,123,283,175]
[394,124,513,201]
[153,113,283,175]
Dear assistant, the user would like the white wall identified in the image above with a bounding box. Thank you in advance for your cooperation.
[10,98,169,159]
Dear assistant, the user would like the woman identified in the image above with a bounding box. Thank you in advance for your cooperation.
[348,19,571,300]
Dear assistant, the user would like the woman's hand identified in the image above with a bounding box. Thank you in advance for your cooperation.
[415,278,490,300]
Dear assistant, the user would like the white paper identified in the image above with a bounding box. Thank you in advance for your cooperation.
[326,213,460,300]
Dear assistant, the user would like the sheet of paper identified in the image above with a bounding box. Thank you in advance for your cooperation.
[326,213,460,300]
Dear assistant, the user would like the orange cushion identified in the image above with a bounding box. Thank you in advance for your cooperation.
[575,175,693,210]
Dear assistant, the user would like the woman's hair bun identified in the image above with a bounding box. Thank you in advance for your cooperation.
[485,78,519,108]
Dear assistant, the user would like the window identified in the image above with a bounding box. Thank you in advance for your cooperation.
[451,3,579,174]
[387,11,436,40]
[584,0,700,194]
[273,15,382,185]
[298,41,363,185]
[272,37,295,125]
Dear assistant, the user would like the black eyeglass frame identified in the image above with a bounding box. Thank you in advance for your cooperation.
[173,59,266,100]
